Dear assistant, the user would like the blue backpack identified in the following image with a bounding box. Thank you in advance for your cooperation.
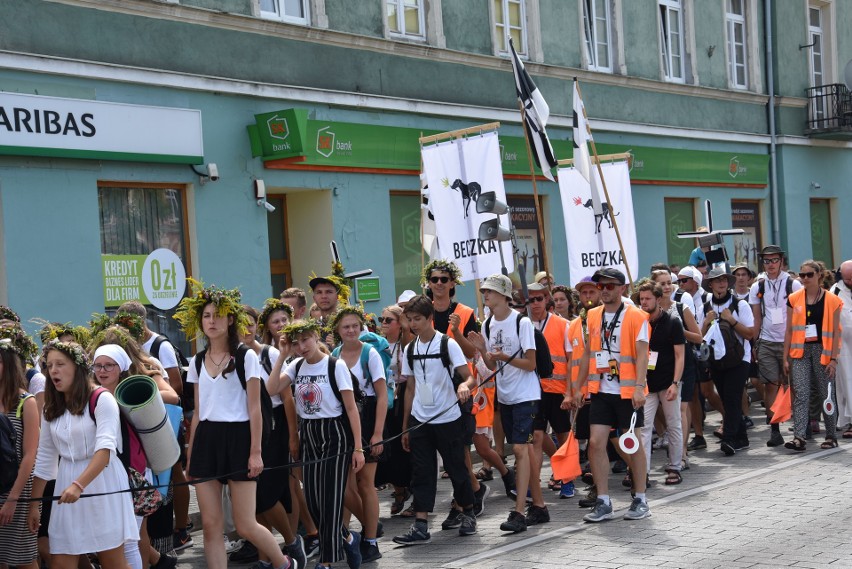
[333,332,395,409]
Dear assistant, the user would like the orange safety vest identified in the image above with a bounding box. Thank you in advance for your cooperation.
[788,288,843,365]
[586,304,649,399]
[435,302,475,340]
[535,313,569,394]
[567,315,588,396]
[472,366,496,429]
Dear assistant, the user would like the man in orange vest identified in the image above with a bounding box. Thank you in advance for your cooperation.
[526,282,573,499]
[579,268,651,523]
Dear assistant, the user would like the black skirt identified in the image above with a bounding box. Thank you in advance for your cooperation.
[189,421,253,483]
[256,405,292,513]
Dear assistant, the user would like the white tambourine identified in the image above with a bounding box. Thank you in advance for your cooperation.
[619,411,640,455]
[824,382,835,416]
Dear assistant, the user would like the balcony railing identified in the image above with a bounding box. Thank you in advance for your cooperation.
[805,83,852,138]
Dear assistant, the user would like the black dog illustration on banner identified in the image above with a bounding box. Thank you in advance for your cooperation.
[450,179,482,219]
[573,196,620,234]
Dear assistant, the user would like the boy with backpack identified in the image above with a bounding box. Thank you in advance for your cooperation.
[392,295,477,545]
[468,274,543,534]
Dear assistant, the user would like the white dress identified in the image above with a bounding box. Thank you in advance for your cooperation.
[33,390,139,554]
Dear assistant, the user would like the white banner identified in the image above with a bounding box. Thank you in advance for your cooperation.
[558,161,638,286]
[421,131,514,282]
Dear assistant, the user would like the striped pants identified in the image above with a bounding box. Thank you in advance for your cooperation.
[301,416,353,564]
[791,343,837,440]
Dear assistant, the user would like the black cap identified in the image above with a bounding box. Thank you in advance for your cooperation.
[759,245,786,257]
[592,267,626,285]
[309,276,340,291]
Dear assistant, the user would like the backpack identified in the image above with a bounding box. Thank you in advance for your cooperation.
[756,277,794,318]
[483,313,554,379]
[150,334,192,413]
[405,334,474,414]
[293,355,366,406]
[194,345,275,447]
[259,345,273,376]
[333,332,395,409]
[702,300,745,371]
[0,394,31,494]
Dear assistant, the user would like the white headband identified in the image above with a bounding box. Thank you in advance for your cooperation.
[93,344,132,372]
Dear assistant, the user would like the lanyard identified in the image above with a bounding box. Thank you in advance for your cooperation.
[415,334,436,382]
[601,303,625,355]
[766,277,783,307]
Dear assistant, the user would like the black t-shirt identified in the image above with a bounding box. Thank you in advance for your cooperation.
[788,292,825,343]
[433,302,479,337]
[647,310,685,393]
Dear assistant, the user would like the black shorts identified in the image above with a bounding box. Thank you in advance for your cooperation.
[680,359,697,403]
[532,391,571,433]
[189,421,254,483]
[360,397,388,464]
[574,401,591,440]
[256,405,292,514]
[588,393,644,431]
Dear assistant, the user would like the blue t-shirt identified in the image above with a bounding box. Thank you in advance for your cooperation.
[688,247,706,266]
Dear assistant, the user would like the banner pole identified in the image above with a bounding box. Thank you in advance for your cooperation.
[516,100,550,290]
[575,81,635,290]
[474,281,485,321]
[419,134,426,281]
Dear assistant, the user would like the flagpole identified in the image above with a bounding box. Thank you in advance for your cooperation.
[574,79,635,289]
[516,100,550,288]
[419,132,426,283]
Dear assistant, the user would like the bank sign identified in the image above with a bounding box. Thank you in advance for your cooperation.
[0,92,204,164]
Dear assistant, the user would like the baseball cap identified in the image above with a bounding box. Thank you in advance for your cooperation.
[526,282,547,292]
[480,274,513,299]
[592,267,626,285]
[309,276,340,291]
[574,276,597,290]
[396,290,417,304]
[677,266,703,287]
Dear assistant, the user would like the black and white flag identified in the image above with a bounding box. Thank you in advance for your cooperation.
[509,38,557,182]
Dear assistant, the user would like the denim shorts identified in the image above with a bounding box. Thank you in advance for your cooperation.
[500,400,539,444]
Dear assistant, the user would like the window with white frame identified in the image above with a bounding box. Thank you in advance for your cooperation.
[260,0,310,25]
[387,0,425,39]
[658,0,684,82]
[582,0,612,72]
[725,0,747,88]
[808,4,826,121]
[494,0,527,55]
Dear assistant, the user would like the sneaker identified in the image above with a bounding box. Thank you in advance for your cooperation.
[458,512,477,536]
[441,507,463,530]
[583,499,614,523]
[687,435,707,450]
[623,497,651,520]
[225,537,248,556]
[744,416,755,429]
[151,554,177,569]
[473,482,491,517]
[578,485,597,508]
[392,523,431,546]
[734,439,750,450]
[499,510,527,533]
[172,528,193,552]
[359,540,382,564]
[284,535,307,569]
[524,504,550,526]
[720,441,735,456]
[501,467,516,499]
[342,531,361,569]
[767,430,785,447]
[303,535,320,559]
[559,481,575,499]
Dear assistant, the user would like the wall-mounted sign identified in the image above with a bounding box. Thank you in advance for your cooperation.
[103,248,186,309]
[355,277,381,302]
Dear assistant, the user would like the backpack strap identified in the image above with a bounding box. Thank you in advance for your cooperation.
[757,278,766,317]
[831,284,841,296]
[88,387,109,424]
[234,344,249,389]
[15,393,33,419]
[359,344,372,383]
[405,342,414,372]
[483,316,492,340]
[193,349,207,377]
[786,277,794,297]
[675,301,685,323]
[293,356,305,379]
[327,355,342,402]
[150,335,165,360]
[260,345,272,376]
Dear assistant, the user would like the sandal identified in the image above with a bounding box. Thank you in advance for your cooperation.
[820,438,839,449]
[547,476,561,491]
[390,488,411,516]
[621,470,633,489]
[475,467,494,481]
[784,437,806,452]
[664,469,683,485]
[713,427,724,439]
[441,470,450,479]
[400,504,416,518]
[843,428,852,439]
[681,458,690,471]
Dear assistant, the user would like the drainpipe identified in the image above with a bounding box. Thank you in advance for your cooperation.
[765,0,781,246]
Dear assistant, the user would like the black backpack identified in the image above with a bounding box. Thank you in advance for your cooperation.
[259,345,273,376]
[194,344,274,447]
[483,313,554,379]
[0,394,31,494]
[293,355,366,406]
[756,277,794,317]
[150,334,192,412]
[405,334,473,414]
[703,300,745,371]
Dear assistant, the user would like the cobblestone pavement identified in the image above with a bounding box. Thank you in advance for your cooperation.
[175,410,852,569]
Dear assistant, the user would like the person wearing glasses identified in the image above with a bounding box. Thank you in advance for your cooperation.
[422,260,478,357]
[783,260,843,451]
[749,245,802,448]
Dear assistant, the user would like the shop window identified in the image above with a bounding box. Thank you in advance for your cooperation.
[663,198,695,268]
[387,0,425,40]
[267,195,293,297]
[809,198,835,268]
[658,0,685,82]
[389,191,422,297]
[582,0,612,73]
[98,183,192,355]
[725,0,748,89]
[494,0,527,55]
[260,0,310,25]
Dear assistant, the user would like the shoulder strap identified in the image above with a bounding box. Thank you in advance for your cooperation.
[359,344,372,382]
[674,289,684,302]
[831,284,841,296]
[235,344,249,389]
[88,387,109,423]
[676,301,685,322]
[150,334,164,358]
[15,393,33,419]
[327,355,342,402]
[193,349,207,376]
[483,316,492,339]
[786,277,794,297]
[260,345,272,375]
[406,342,414,371]
[516,313,523,336]
[293,357,305,378]
[439,334,452,370]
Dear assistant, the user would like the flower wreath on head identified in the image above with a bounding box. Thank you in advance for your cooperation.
[258,298,295,334]
[327,304,367,343]
[88,312,145,343]
[0,325,39,363]
[0,305,20,323]
[420,259,463,287]
[173,278,251,341]
[87,324,135,355]
[42,339,90,369]
[282,319,323,342]
[33,319,91,347]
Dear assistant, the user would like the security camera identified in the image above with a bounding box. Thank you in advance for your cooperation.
[207,163,219,182]
[811,181,821,190]
[257,199,276,213]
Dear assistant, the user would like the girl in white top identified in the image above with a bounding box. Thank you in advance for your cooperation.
[29,340,138,569]
[174,282,295,569]
[280,319,364,569]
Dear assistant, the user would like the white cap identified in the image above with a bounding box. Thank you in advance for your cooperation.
[481,274,513,299]
[397,290,417,304]
[678,265,703,287]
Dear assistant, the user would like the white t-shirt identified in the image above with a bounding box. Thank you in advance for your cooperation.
[748,274,802,343]
[28,371,46,396]
[401,333,466,424]
[598,307,650,395]
[258,345,283,407]
[532,314,571,354]
[284,355,353,419]
[706,295,755,362]
[346,347,386,397]
[187,349,262,422]
[484,312,541,405]
[142,334,179,370]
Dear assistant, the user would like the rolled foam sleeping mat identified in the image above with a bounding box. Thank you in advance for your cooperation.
[115,375,181,473]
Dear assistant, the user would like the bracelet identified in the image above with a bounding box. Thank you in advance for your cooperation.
[354,449,365,454]
[72,480,85,492]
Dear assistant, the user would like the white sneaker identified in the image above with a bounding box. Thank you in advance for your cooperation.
[224,535,244,554]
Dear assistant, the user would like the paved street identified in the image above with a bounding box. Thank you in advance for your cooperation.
[175,412,852,569]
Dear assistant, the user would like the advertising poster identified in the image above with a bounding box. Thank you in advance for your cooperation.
[731,201,762,272]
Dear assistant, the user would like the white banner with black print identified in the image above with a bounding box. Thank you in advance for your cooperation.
[558,161,638,286]
[421,131,514,282]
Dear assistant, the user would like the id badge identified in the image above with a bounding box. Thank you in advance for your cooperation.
[648,351,659,371]
[768,307,783,324]
[804,324,818,342]
[595,351,609,371]
[418,382,435,407]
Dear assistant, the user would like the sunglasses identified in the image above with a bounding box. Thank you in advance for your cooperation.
[429,276,450,284]
[798,271,816,279]
[377,316,396,324]
[510,302,528,310]
[528,296,546,303]
[763,258,782,265]
[596,283,620,291]
[676,277,691,284]
[92,363,119,373]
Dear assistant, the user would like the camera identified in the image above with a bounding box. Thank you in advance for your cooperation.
[257,199,276,213]
[207,163,219,181]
